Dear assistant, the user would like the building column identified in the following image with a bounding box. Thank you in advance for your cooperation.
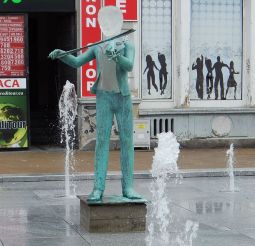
[178,0,191,108]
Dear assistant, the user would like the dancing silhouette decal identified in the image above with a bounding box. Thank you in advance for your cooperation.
[192,55,239,100]
[143,53,168,96]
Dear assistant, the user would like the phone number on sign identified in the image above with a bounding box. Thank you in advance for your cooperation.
[0,60,24,66]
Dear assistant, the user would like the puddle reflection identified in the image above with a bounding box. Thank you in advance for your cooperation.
[180,200,243,215]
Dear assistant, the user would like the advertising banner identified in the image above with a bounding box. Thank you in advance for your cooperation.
[0,15,25,77]
[0,78,28,148]
[81,0,101,97]
[0,15,28,149]
[104,0,138,21]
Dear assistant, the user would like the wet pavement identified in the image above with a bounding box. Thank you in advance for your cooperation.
[1,147,255,174]
[0,176,255,245]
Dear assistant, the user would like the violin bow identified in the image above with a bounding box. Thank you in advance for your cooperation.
[55,28,136,59]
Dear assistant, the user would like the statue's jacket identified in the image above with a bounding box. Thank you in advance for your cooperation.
[60,41,135,96]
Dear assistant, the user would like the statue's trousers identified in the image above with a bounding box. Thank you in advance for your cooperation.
[93,91,134,192]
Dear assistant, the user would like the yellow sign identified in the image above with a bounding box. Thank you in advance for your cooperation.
[136,124,145,129]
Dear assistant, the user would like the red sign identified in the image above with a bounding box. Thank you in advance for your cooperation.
[104,0,138,21]
[81,0,101,97]
[0,15,25,77]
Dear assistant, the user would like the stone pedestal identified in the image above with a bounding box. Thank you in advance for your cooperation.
[78,195,147,233]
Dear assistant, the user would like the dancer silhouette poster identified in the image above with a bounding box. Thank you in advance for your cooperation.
[141,0,172,99]
[190,0,242,101]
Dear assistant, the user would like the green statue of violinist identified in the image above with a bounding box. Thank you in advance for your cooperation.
[49,6,142,202]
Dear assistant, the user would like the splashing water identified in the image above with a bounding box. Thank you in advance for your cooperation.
[146,132,180,246]
[59,81,77,197]
[146,132,199,246]
[226,143,239,192]
[175,220,199,246]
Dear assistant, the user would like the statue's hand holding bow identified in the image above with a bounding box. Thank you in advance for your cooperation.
[48,49,66,60]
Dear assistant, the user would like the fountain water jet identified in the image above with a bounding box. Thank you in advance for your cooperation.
[176,220,199,246]
[146,132,199,246]
[59,80,78,197]
[226,143,239,192]
[146,132,179,246]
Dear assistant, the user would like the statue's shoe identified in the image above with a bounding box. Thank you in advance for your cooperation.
[123,189,142,199]
[87,189,103,202]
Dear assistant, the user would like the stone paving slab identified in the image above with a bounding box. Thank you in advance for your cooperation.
[1,237,90,246]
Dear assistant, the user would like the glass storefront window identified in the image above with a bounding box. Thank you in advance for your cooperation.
[190,0,243,101]
[141,0,172,100]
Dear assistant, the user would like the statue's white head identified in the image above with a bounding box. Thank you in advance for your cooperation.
[98,6,123,37]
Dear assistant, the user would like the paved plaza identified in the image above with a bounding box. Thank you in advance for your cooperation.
[0,175,255,246]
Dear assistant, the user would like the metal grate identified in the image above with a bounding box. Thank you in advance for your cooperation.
[150,118,174,138]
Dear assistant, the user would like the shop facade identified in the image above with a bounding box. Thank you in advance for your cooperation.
[78,0,255,149]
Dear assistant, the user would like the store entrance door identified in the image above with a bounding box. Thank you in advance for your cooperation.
[28,13,76,146]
